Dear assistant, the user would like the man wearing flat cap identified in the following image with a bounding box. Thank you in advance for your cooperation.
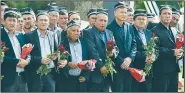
[1,8,30,92]
[21,7,36,33]
[151,5,183,92]
[24,12,58,92]
[84,8,118,92]
[107,2,137,92]
[85,8,97,29]
[131,9,158,92]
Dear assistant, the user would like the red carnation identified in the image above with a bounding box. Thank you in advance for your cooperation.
[1,42,5,46]
[58,45,65,53]
[106,40,114,51]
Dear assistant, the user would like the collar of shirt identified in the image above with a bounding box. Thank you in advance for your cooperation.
[134,25,144,34]
[68,38,80,44]
[159,22,172,30]
[114,19,125,28]
[4,27,16,36]
[37,29,49,38]
[48,25,58,32]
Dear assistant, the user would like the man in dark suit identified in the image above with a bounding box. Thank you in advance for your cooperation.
[107,2,137,92]
[84,9,116,92]
[151,6,183,92]
[58,7,68,42]
[55,20,90,92]
[24,12,57,92]
[1,8,30,92]
[131,9,155,92]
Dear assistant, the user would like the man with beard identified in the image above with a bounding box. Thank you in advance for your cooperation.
[21,7,36,33]
[151,5,183,92]
[107,2,137,92]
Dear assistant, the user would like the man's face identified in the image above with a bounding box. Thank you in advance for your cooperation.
[95,14,108,31]
[170,14,180,27]
[160,8,172,24]
[1,5,8,20]
[69,14,80,21]
[16,17,24,31]
[23,14,35,30]
[88,14,96,27]
[58,14,68,29]
[36,15,49,31]
[114,8,127,22]
[134,16,147,29]
[67,25,81,41]
[5,17,17,32]
[48,11,59,25]
[127,12,134,24]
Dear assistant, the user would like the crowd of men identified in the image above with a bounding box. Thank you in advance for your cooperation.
[1,1,184,92]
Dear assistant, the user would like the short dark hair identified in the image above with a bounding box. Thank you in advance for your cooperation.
[59,11,68,15]
[4,11,18,20]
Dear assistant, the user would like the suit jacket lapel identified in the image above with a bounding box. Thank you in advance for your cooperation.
[33,30,41,54]
[163,29,175,44]
[93,27,105,45]
[133,25,144,45]
[2,29,14,55]
[47,33,53,53]
[159,23,175,44]
[16,34,24,47]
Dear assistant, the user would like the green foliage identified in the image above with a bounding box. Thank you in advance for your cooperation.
[143,36,158,76]
[1,76,4,80]
[102,51,117,77]
[36,64,51,78]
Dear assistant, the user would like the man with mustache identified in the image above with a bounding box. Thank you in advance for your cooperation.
[21,7,36,33]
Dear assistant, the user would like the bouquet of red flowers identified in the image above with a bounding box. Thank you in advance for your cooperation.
[143,33,158,76]
[56,44,70,72]
[77,59,96,71]
[102,40,117,77]
[21,43,34,59]
[128,67,146,82]
[1,42,9,62]
[176,34,184,49]
[58,45,70,60]
[0,42,8,80]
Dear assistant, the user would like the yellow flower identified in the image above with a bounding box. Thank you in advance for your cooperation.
[1,52,4,57]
